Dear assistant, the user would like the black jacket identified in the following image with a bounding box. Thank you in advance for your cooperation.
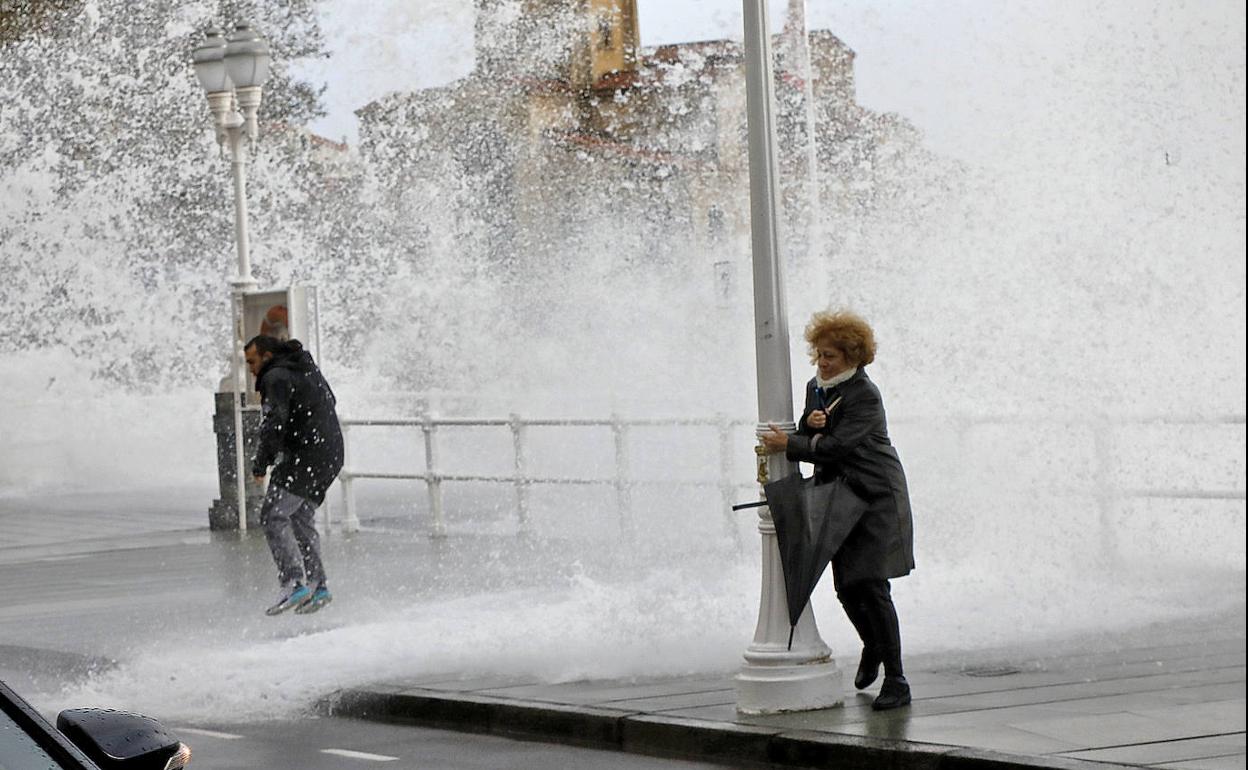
[251,343,344,506]
[784,368,915,587]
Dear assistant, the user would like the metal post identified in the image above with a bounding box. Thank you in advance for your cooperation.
[231,291,249,532]
[340,424,359,533]
[319,342,333,535]
[196,26,270,534]
[228,125,254,287]
[735,0,842,714]
[612,415,633,537]
[510,414,530,534]
[340,473,357,536]
[718,414,741,547]
[423,415,447,538]
[223,97,257,534]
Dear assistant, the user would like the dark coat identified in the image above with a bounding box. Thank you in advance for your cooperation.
[784,368,914,588]
[251,343,344,506]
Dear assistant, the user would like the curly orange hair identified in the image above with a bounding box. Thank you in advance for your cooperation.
[804,310,877,366]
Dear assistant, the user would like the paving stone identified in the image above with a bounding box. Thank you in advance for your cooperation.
[1010,709,1213,749]
[476,676,730,706]
[655,703,741,723]
[862,722,1084,756]
[408,675,543,693]
[605,689,738,712]
[940,747,1141,770]
[1060,734,1246,764]
[1154,756,1247,770]
[936,676,1247,714]
[1129,699,1247,733]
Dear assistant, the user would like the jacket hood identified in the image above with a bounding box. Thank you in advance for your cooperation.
[255,342,317,390]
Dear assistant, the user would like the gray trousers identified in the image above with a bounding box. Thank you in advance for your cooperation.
[260,484,326,588]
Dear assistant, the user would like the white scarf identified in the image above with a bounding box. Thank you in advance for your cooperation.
[816,367,858,390]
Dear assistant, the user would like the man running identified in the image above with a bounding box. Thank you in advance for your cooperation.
[245,335,343,616]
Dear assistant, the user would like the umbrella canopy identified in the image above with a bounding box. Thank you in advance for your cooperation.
[761,472,868,648]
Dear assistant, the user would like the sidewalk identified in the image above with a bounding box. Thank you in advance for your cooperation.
[0,496,1243,770]
[326,608,1246,770]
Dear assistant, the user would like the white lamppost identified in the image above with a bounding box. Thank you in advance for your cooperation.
[192,21,272,532]
[734,0,842,714]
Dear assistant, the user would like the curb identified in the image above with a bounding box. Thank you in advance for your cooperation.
[320,688,1144,770]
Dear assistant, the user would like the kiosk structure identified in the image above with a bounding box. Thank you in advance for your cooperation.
[209,285,321,530]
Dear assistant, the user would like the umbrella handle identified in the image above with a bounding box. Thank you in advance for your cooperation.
[731,500,769,511]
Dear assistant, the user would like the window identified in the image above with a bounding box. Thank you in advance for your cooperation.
[598,14,614,50]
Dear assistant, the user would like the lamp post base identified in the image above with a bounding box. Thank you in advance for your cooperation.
[734,658,843,715]
[209,391,263,531]
[736,445,845,715]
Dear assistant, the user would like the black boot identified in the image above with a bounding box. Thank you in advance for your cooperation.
[856,581,909,707]
[872,676,911,710]
[855,646,881,690]
[838,588,879,690]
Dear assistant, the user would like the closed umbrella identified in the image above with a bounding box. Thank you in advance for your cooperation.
[735,472,868,649]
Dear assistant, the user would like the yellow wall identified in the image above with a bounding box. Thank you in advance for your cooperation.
[572,0,639,89]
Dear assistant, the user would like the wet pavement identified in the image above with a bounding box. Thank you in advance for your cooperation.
[324,616,1248,763]
[326,610,1246,769]
[0,490,1243,769]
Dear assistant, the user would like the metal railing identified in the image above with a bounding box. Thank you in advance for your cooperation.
[328,413,1247,547]
[333,414,748,538]
[938,412,1247,563]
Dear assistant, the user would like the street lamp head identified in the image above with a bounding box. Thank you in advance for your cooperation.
[224,21,272,89]
[192,28,231,95]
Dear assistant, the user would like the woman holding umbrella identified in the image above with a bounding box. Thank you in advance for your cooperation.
[760,309,915,711]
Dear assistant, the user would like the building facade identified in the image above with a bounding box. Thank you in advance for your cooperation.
[356,0,923,275]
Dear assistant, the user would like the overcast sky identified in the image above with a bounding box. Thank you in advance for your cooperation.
[292,0,1245,171]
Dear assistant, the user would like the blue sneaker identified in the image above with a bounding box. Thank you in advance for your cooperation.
[265,583,312,616]
[295,585,332,615]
